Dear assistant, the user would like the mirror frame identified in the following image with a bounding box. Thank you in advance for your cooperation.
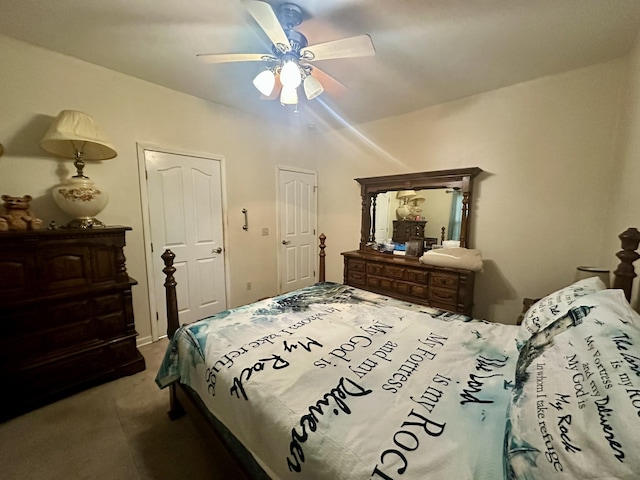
[356,167,483,250]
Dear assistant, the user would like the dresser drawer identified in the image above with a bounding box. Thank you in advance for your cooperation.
[429,286,457,306]
[347,258,366,272]
[347,270,366,286]
[396,281,428,298]
[366,262,385,276]
[94,293,124,314]
[367,275,394,290]
[405,268,429,285]
[430,272,459,289]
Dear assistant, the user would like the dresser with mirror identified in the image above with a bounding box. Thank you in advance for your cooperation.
[342,167,482,315]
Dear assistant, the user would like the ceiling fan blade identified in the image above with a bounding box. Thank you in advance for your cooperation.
[301,34,375,62]
[197,52,275,64]
[245,0,291,53]
[308,66,348,98]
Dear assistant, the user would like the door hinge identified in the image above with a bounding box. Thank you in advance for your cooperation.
[151,243,154,252]
[156,312,159,322]
[145,169,148,180]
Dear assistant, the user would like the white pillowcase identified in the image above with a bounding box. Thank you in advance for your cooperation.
[419,247,483,272]
[517,276,606,345]
[506,289,640,479]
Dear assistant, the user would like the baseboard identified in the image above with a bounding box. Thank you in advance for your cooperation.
[136,335,153,347]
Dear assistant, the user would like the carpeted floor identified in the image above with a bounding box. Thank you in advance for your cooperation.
[0,339,245,480]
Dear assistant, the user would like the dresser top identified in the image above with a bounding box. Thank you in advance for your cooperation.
[342,249,473,274]
[0,226,131,240]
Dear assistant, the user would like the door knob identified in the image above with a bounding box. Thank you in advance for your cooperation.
[212,247,223,254]
[282,240,291,245]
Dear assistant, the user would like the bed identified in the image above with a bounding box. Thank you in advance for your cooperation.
[156,228,640,480]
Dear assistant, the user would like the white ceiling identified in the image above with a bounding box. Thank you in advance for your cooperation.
[1,0,640,129]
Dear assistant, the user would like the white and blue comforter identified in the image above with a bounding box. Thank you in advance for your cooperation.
[156,281,640,480]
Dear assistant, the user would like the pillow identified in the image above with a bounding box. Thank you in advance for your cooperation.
[505,289,640,479]
[517,276,606,344]
[419,247,483,272]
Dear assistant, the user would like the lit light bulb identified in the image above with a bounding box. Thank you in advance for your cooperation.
[303,75,324,100]
[252,69,276,96]
[280,60,302,88]
[280,86,298,105]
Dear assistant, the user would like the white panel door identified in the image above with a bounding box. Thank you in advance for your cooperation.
[146,150,226,335]
[278,168,317,294]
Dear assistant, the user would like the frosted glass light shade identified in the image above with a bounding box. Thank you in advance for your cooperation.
[280,86,298,105]
[280,60,302,88]
[303,75,324,100]
[252,70,276,96]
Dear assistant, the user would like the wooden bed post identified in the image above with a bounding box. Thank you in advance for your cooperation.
[613,227,640,302]
[319,233,326,282]
[161,249,180,339]
[161,249,185,420]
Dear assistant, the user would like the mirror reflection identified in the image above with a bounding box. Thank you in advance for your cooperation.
[371,188,463,246]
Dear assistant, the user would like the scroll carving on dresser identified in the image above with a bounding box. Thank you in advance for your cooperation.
[0,226,145,421]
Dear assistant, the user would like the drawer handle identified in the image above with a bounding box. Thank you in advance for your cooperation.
[433,290,454,301]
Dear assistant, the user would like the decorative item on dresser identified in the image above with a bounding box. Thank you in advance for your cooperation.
[0,226,145,421]
[40,110,118,229]
[392,219,426,243]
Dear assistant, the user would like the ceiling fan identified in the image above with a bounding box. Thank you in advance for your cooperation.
[197,1,375,108]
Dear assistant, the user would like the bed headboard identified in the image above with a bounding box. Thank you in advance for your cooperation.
[613,227,640,301]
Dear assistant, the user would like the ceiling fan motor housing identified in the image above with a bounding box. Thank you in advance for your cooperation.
[277,3,303,30]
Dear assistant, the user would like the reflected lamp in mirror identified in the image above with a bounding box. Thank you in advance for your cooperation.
[396,190,416,220]
[576,266,610,288]
[40,110,117,228]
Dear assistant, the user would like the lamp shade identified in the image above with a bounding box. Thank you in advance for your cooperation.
[280,60,302,88]
[280,86,299,105]
[40,110,117,160]
[253,69,276,97]
[396,190,416,200]
[303,75,324,100]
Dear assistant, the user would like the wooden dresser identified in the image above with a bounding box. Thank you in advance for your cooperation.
[342,250,475,315]
[392,220,427,243]
[0,226,145,421]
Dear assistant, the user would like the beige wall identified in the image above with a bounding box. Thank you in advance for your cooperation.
[604,33,640,309]
[0,35,318,344]
[318,59,629,324]
[3,32,637,336]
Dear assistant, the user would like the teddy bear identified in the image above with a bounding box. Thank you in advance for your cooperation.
[0,195,43,231]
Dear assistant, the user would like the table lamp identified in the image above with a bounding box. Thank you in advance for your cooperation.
[40,110,117,228]
[396,190,416,220]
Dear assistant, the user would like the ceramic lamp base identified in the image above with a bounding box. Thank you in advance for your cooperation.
[52,177,108,228]
[396,204,411,220]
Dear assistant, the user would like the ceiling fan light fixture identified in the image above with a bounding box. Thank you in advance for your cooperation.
[280,60,302,88]
[280,86,298,105]
[252,69,276,96]
[303,75,324,100]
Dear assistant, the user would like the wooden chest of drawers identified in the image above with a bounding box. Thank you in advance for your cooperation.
[342,250,475,315]
[392,220,427,243]
[0,227,145,421]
